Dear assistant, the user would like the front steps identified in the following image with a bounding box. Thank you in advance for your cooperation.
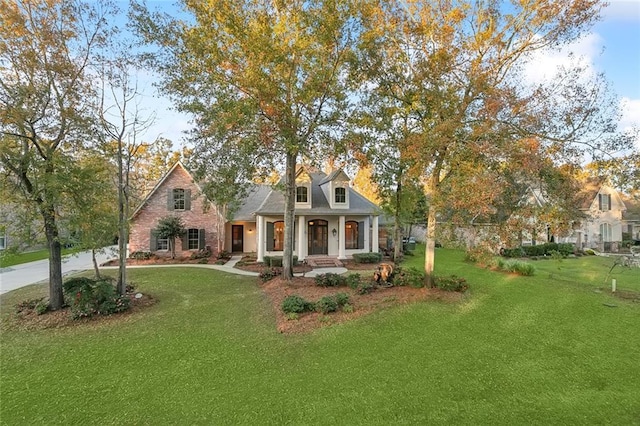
[305,256,344,268]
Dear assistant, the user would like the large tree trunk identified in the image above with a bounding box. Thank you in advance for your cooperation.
[282,151,297,280]
[424,204,437,288]
[393,177,403,262]
[43,205,64,310]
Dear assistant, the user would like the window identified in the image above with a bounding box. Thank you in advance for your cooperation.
[273,221,285,251]
[173,188,185,210]
[188,228,199,250]
[156,238,169,251]
[296,186,308,203]
[345,221,359,249]
[0,233,6,250]
[600,223,612,242]
[335,187,346,203]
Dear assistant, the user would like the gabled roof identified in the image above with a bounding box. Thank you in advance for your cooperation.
[320,169,350,185]
[576,177,605,210]
[130,161,207,219]
[232,170,380,220]
[622,194,640,221]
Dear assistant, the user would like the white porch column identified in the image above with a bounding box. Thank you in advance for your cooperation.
[257,215,264,262]
[372,215,379,253]
[338,215,346,259]
[298,215,306,260]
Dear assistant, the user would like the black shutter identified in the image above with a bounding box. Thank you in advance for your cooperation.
[598,194,602,211]
[199,229,205,249]
[167,189,174,211]
[607,194,611,211]
[150,229,157,251]
[185,189,192,210]
[182,231,189,250]
[358,221,365,249]
[266,222,274,251]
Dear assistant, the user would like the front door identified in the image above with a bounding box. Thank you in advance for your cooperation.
[232,225,244,252]
[308,219,328,255]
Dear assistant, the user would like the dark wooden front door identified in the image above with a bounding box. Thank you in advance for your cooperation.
[308,219,328,255]
[232,225,244,252]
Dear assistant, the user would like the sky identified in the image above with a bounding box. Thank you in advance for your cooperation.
[128,0,640,151]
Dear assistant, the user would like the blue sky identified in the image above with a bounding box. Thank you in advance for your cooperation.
[129,0,640,150]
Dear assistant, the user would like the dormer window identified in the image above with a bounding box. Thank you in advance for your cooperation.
[598,194,611,211]
[296,186,308,203]
[173,188,185,210]
[335,187,346,203]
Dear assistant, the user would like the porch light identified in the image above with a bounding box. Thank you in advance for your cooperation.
[332,228,337,237]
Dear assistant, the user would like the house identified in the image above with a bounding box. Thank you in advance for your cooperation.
[129,163,381,262]
[226,166,381,263]
[128,162,224,257]
[621,194,640,241]
[558,178,627,251]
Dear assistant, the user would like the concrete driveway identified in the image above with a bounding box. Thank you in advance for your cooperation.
[0,246,117,295]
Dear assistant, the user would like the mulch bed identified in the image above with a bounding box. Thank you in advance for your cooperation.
[102,256,226,266]
[262,276,464,334]
[4,293,156,331]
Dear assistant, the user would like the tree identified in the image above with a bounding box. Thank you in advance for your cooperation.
[356,0,631,286]
[0,0,114,309]
[154,216,186,259]
[131,0,364,279]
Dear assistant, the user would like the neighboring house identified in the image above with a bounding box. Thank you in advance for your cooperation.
[129,162,224,257]
[621,194,640,241]
[557,178,626,251]
[226,166,380,262]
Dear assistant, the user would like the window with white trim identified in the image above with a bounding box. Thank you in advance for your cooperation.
[296,186,308,203]
[345,221,358,249]
[173,188,185,210]
[600,223,612,242]
[335,187,346,203]
[187,228,199,250]
[156,237,169,250]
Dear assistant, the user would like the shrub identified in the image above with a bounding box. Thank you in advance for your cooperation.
[263,256,297,267]
[285,312,299,321]
[334,292,350,307]
[314,273,346,287]
[584,249,596,255]
[345,273,361,289]
[15,297,48,315]
[129,251,153,260]
[435,275,468,292]
[557,243,575,256]
[282,295,314,314]
[269,256,283,267]
[498,259,536,276]
[190,248,212,259]
[393,267,425,288]
[464,247,494,265]
[63,277,130,319]
[315,296,338,314]
[259,268,280,282]
[198,258,209,264]
[342,303,354,313]
[357,282,376,295]
[352,252,383,264]
[217,250,230,259]
[501,247,525,258]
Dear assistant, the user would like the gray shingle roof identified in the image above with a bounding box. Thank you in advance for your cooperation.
[232,171,380,220]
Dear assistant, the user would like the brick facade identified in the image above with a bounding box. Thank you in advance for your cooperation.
[129,163,222,257]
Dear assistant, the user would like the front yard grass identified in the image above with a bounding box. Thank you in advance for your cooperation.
[1,249,639,424]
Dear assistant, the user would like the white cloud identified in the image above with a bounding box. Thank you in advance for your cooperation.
[522,33,604,85]
[601,0,640,22]
[619,97,640,149]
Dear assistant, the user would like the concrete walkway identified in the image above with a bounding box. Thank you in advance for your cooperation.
[0,253,348,295]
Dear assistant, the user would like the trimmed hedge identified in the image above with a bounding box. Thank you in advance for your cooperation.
[502,243,575,258]
[263,255,298,267]
[352,252,383,264]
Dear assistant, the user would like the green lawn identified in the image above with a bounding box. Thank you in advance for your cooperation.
[1,248,639,424]
[0,247,76,268]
